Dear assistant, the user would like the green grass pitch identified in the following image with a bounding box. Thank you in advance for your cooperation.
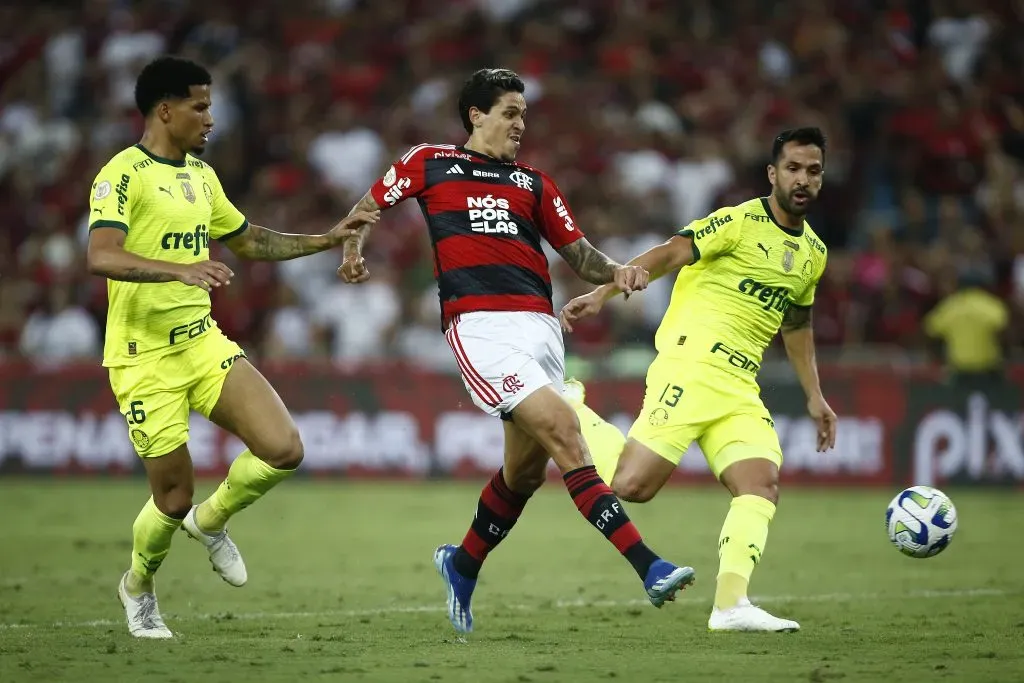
[0,481,1021,682]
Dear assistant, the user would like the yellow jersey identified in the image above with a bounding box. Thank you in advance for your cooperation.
[656,197,828,384]
[923,287,1008,372]
[88,144,248,367]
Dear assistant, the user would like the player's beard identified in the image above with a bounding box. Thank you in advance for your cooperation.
[776,188,812,217]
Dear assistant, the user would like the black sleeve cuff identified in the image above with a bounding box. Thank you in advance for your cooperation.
[89,220,129,233]
[675,229,700,262]
[216,219,249,242]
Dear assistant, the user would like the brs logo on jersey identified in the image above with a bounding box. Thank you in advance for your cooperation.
[738,277,792,313]
[695,214,733,239]
[161,224,210,256]
[467,195,518,235]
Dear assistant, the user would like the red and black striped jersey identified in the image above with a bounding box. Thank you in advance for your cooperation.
[369,143,584,325]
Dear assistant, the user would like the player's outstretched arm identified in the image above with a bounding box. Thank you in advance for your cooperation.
[556,237,651,296]
[222,210,380,262]
[338,191,382,284]
[595,235,695,303]
[781,306,836,452]
[87,226,233,291]
[558,235,694,332]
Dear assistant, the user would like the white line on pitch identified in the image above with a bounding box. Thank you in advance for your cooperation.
[0,588,1008,632]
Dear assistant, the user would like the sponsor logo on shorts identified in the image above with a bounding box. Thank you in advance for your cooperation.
[127,341,137,355]
[169,314,212,345]
[648,407,669,426]
[220,352,247,370]
[130,429,150,450]
[502,374,525,394]
[710,341,760,374]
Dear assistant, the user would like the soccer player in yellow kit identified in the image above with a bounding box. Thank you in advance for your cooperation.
[560,128,837,632]
[87,56,378,638]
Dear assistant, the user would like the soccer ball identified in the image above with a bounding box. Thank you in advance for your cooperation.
[885,486,958,558]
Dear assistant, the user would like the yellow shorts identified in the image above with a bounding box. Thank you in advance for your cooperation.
[108,330,245,457]
[627,354,783,479]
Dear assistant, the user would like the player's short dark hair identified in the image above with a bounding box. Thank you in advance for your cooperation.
[771,127,827,165]
[458,68,525,134]
[134,56,212,116]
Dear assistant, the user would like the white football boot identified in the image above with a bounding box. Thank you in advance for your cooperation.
[708,599,800,632]
[181,505,248,587]
[118,572,173,639]
[562,377,586,408]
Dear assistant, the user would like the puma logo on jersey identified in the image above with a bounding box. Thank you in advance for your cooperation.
[757,243,770,258]
[158,186,173,199]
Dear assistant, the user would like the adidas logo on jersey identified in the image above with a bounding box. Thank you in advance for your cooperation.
[447,164,465,175]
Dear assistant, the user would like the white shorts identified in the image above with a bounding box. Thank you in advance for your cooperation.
[445,311,565,419]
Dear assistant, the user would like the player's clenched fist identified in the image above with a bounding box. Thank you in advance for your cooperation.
[326,210,381,246]
[559,291,605,333]
[173,260,233,291]
[338,254,369,284]
[613,264,649,297]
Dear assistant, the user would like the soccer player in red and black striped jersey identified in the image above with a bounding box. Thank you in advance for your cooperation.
[337,68,694,633]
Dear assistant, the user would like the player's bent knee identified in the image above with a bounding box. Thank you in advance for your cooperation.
[744,482,779,505]
[256,426,304,470]
[611,473,656,503]
[153,487,194,518]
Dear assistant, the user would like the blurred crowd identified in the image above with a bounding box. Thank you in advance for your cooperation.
[2,0,1023,373]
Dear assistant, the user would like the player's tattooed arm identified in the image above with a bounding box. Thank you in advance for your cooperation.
[224,224,329,261]
[87,226,183,283]
[224,208,380,262]
[557,238,620,285]
[342,191,382,261]
[781,304,813,331]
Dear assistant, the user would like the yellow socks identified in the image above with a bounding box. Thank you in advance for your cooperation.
[574,402,627,483]
[195,449,295,533]
[127,497,182,594]
[714,494,776,610]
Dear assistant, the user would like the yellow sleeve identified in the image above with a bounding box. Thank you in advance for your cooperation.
[205,165,248,240]
[88,158,136,233]
[923,302,948,338]
[984,296,1009,331]
[794,251,828,307]
[675,207,741,262]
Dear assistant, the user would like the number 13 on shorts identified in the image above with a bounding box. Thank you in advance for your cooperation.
[658,383,684,408]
